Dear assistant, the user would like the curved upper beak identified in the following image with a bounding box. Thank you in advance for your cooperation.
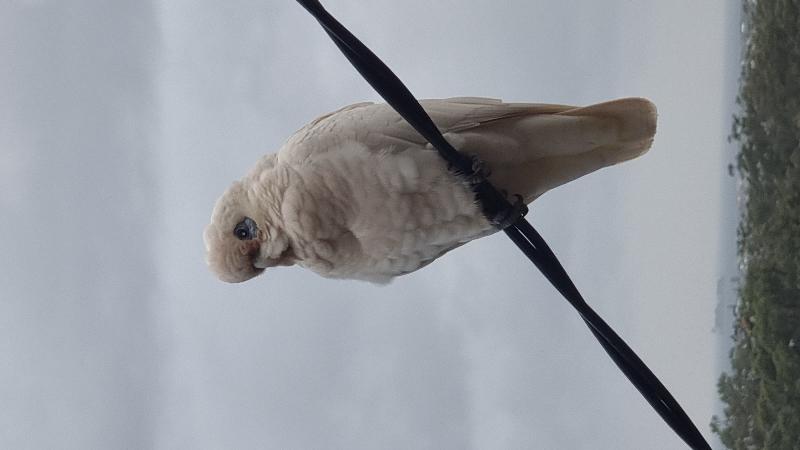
[253,246,297,269]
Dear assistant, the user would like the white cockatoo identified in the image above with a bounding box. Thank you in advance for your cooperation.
[204,97,656,284]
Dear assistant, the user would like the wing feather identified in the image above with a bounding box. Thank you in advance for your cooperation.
[277,97,577,165]
[278,97,656,202]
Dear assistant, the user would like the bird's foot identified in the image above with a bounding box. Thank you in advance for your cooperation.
[489,192,528,229]
[460,154,491,185]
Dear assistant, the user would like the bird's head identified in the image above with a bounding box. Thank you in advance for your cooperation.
[204,180,295,283]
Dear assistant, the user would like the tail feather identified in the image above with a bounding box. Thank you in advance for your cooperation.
[454,97,658,202]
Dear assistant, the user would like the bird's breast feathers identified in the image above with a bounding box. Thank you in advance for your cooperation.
[275,139,492,282]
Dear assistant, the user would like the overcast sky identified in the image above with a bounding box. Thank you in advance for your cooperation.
[2,1,741,449]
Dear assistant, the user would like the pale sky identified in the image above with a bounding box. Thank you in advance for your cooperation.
[1,1,741,449]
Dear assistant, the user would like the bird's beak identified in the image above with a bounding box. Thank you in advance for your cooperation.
[253,257,271,269]
[253,246,296,269]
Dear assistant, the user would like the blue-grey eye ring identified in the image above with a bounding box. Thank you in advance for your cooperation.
[233,217,258,241]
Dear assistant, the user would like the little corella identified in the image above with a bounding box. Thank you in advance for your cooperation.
[204,97,656,284]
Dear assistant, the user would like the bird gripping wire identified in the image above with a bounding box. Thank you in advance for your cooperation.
[294,1,711,449]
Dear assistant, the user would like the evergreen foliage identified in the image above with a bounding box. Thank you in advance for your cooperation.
[712,1,800,448]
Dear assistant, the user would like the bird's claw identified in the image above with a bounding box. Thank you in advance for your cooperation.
[458,154,490,185]
[489,193,528,229]
[448,153,525,229]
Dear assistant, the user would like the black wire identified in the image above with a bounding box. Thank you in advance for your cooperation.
[294,1,712,449]
[505,221,710,448]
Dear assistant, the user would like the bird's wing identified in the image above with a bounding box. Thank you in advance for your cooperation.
[277,97,575,165]
[447,97,658,201]
[279,97,657,202]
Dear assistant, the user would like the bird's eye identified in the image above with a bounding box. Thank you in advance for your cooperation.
[233,217,258,241]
